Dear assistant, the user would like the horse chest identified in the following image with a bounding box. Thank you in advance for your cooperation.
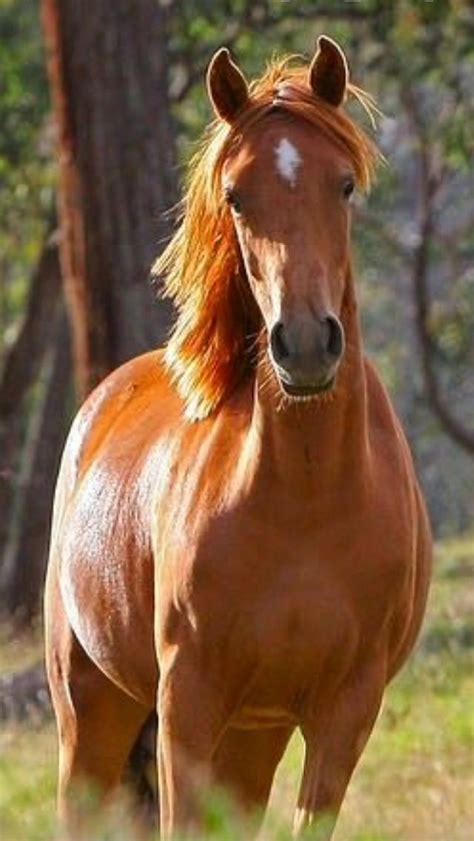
[164,519,405,719]
[179,505,408,633]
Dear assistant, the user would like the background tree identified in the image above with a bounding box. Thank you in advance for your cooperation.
[1,0,179,619]
[42,0,177,399]
[0,0,64,620]
[0,0,472,625]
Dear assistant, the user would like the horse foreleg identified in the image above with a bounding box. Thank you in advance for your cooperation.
[157,654,226,839]
[212,725,293,834]
[294,671,385,839]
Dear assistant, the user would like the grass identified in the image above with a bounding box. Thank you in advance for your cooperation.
[0,536,473,840]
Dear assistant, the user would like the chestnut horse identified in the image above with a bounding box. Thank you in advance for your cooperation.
[45,37,432,839]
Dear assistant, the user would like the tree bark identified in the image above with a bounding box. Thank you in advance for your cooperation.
[411,210,474,454]
[401,86,474,455]
[41,0,177,399]
[1,309,71,621]
[0,233,62,570]
[0,231,61,419]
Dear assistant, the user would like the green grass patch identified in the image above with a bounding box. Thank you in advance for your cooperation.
[0,536,473,839]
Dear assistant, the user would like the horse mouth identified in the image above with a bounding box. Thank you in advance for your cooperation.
[279,376,335,399]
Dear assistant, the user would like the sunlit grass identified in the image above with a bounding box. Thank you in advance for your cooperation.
[0,536,473,840]
[0,724,56,841]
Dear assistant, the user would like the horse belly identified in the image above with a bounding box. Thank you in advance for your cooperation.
[59,473,157,707]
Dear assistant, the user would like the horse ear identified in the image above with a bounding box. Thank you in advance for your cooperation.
[207,48,249,123]
[309,36,348,107]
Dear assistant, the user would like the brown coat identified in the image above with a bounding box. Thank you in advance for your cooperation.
[45,38,432,840]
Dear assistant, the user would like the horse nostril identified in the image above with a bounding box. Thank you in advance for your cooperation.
[270,321,289,364]
[324,316,344,358]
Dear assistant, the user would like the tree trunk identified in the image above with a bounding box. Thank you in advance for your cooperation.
[41,0,177,399]
[0,233,61,571]
[400,85,474,456]
[1,310,71,621]
[0,1,179,623]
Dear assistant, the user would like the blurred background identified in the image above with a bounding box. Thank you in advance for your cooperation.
[0,1,472,839]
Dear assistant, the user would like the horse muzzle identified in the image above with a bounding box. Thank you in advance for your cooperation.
[269,313,345,397]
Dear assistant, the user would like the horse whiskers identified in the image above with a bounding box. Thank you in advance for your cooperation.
[276,392,288,414]
[246,331,264,355]
[257,372,276,400]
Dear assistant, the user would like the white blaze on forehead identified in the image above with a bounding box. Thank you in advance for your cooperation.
[275,137,302,188]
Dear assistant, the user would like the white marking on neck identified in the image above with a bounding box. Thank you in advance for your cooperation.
[275,137,302,188]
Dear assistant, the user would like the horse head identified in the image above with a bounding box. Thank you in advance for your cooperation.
[158,38,380,418]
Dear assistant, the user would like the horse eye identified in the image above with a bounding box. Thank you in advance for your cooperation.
[224,189,242,214]
[342,178,355,201]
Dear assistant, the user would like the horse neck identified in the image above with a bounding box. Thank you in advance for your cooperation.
[248,273,369,488]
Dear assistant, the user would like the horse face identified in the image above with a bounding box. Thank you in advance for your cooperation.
[223,117,352,397]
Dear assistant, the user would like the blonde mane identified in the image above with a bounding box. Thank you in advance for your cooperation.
[155,56,381,420]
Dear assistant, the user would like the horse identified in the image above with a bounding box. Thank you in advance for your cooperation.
[45,36,432,839]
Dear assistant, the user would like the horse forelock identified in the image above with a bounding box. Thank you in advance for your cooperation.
[154,57,381,421]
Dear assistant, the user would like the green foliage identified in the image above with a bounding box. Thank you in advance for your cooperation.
[0,0,53,350]
[0,0,48,163]
[1,0,473,535]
